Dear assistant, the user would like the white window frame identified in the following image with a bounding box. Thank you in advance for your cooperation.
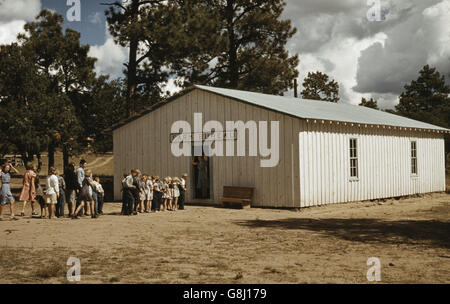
[349,138,359,180]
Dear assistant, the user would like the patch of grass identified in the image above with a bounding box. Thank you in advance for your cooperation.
[34,260,65,279]
[109,277,120,283]
[206,262,229,270]
[179,272,190,279]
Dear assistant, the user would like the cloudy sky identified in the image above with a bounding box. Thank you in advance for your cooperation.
[0,0,449,109]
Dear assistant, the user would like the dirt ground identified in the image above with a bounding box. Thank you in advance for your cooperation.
[0,193,448,284]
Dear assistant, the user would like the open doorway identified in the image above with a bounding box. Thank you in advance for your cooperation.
[191,151,211,199]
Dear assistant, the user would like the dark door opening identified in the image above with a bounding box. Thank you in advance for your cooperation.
[191,148,211,199]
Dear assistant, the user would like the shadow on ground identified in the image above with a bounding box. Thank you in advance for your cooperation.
[234,217,450,249]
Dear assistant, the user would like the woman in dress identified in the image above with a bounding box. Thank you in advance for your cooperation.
[0,163,19,220]
[72,170,96,219]
[19,162,37,217]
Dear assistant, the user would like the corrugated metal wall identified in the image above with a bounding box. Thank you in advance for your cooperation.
[113,89,446,207]
[299,121,446,207]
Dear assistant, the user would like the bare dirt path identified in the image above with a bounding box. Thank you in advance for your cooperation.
[0,193,448,284]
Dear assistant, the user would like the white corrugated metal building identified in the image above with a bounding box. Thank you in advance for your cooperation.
[112,85,449,208]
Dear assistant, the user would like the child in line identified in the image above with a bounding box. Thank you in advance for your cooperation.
[73,170,97,219]
[44,167,59,219]
[93,177,105,215]
[138,174,146,213]
[34,174,47,218]
[0,163,19,220]
[19,162,37,217]
[143,174,153,213]
[172,177,180,211]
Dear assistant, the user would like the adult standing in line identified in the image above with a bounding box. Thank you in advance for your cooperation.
[76,159,87,216]
[131,170,141,215]
[122,169,138,216]
[64,163,77,218]
[178,173,187,210]
[55,169,66,218]
[19,162,37,217]
[0,163,19,220]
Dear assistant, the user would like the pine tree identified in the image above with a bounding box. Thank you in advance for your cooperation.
[395,65,450,152]
[301,71,340,102]
[17,10,97,168]
[172,0,299,95]
[359,97,379,109]
[103,0,168,116]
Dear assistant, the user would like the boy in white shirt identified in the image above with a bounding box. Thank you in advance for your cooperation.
[45,167,59,219]
[93,177,105,214]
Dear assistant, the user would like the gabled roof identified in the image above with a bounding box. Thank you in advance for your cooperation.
[110,85,449,133]
[196,85,449,132]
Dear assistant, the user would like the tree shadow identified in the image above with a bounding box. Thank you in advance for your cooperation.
[233,217,450,249]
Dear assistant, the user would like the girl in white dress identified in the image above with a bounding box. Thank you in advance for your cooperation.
[144,174,153,213]
[172,177,180,211]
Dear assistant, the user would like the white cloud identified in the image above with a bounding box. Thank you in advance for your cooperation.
[354,0,450,97]
[283,0,449,108]
[0,0,41,22]
[0,20,26,45]
[88,12,102,25]
[88,24,128,79]
[0,0,41,45]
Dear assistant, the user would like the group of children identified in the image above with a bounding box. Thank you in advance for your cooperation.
[121,170,187,215]
[0,160,105,220]
[0,160,189,221]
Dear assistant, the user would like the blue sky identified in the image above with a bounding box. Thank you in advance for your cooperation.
[42,0,107,45]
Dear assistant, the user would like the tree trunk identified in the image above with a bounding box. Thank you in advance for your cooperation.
[48,143,55,172]
[63,144,69,171]
[126,0,140,118]
[226,0,238,88]
[36,153,42,173]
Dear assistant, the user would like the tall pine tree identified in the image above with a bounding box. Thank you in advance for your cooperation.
[301,71,340,102]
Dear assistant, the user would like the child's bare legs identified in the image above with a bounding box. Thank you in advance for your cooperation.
[30,201,36,215]
[48,204,54,219]
[0,205,3,220]
[89,200,95,217]
[21,201,27,215]
[174,197,178,211]
[73,201,85,218]
[9,202,16,219]
[139,200,143,213]
[163,198,167,211]
[84,203,89,216]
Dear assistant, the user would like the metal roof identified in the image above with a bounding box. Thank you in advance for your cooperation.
[195,85,449,132]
